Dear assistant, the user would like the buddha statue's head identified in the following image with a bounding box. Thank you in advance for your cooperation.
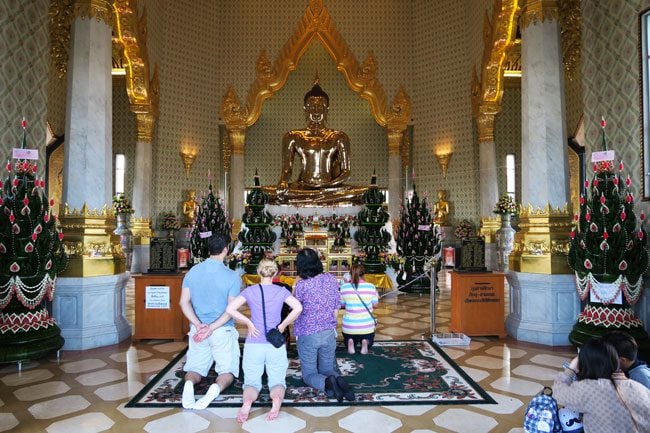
[304,81,329,125]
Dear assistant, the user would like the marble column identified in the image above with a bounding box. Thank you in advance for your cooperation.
[387,130,404,223]
[131,114,154,273]
[520,7,569,207]
[62,11,112,210]
[55,2,130,350]
[479,139,499,271]
[229,129,246,226]
[506,0,574,345]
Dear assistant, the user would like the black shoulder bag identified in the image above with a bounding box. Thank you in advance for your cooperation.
[259,284,285,348]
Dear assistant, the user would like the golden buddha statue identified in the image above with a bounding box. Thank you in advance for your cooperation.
[433,189,450,225]
[262,80,367,205]
[182,189,196,226]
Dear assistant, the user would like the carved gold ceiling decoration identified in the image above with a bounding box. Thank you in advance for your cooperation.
[113,0,159,141]
[471,0,521,143]
[520,0,559,30]
[73,0,113,26]
[220,0,412,135]
[558,0,581,81]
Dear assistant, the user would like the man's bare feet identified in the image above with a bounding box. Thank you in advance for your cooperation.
[266,396,282,421]
[237,401,253,423]
[360,339,369,355]
[347,339,355,355]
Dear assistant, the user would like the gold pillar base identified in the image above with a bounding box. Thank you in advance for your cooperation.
[131,217,152,246]
[509,204,572,274]
[58,204,124,277]
[480,216,501,243]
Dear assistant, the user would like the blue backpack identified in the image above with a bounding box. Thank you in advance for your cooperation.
[523,387,562,433]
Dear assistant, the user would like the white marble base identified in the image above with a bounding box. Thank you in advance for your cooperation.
[53,274,131,350]
[131,245,149,274]
[505,272,580,346]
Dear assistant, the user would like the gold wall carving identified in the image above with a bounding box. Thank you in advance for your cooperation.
[471,0,521,144]
[558,0,581,81]
[49,0,74,79]
[520,0,559,30]
[113,0,159,142]
[220,0,412,163]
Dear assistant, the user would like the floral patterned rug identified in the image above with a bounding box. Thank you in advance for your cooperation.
[126,340,495,407]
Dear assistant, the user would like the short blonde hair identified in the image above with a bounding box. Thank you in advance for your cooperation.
[257,258,278,278]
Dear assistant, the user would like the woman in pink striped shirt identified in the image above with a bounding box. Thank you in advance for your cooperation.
[339,263,379,355]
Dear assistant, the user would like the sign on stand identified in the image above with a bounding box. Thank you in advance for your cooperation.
[145,286,170,309]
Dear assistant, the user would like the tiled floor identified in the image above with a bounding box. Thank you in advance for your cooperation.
[0,273,576,433]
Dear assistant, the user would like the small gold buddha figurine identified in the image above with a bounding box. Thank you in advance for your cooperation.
[262,79,367,205]
[433,189,450,225]
[182,189,196,226]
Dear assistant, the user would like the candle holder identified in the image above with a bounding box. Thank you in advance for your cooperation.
[180,150,197,179]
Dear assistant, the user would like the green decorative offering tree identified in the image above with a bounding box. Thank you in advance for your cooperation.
[354,172,391,274]
[237,171,276,273]
[567,120,649,350]
[395,185,440,293]
[189,178,231,264]
[0,121,68,361]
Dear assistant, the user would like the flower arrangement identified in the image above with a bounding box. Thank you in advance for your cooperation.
[380,252,403,270]
[228,251,251,269]
[454,219,475,240]
[161,212,181,231]
[352,251,367,264]
[112,193,134,215]
[493,194,518,216]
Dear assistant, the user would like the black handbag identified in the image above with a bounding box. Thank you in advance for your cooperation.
[259,284,285,348]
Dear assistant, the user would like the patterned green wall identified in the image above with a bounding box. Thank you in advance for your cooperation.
[0,0,50,170]
[412,0,485,224]
[145,0,414,220]
[582,0,646,213]
[149,0,222,220]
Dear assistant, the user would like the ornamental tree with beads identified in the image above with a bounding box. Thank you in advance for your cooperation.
[0,120,68,362]
[567,119,649,349]
[189,175,231,264]
[395,185,441,293]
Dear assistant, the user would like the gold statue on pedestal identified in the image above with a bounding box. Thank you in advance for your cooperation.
[433,189,450,225]
[263,80,367,205]
[182,189,196,226]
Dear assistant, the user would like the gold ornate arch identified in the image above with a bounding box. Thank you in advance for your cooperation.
[220,0,412,150]
[471,0,520,143]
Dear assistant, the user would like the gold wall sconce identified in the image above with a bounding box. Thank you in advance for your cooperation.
[180,149,198,179]
[435,152,452,179]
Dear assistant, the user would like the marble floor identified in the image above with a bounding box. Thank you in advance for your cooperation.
[0,274,576,433]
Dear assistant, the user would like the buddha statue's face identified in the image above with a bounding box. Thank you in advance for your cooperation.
[304,96,328,125]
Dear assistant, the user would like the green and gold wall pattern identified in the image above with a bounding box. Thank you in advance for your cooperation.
[0,0,50,170]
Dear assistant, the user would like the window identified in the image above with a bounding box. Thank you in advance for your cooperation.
[506,153,516,199]
[641,9,650,198]
[115,154,125,194]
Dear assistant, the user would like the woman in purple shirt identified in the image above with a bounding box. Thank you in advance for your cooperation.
[293,248,355,402]
[226,259,302,422]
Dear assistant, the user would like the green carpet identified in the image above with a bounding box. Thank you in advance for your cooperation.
[126,340,495,407]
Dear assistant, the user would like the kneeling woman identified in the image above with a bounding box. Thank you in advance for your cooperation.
[226,259,302,422]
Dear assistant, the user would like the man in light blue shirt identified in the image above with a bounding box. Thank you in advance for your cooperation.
[179,233,242,409]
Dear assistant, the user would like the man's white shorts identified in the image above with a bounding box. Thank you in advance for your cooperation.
[184,325,240,377]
